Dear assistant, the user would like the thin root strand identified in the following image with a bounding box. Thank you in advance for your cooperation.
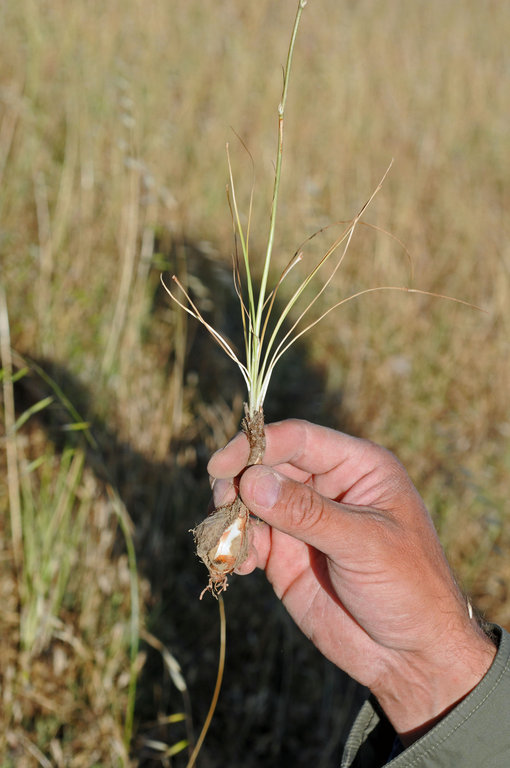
[200,575,229,601]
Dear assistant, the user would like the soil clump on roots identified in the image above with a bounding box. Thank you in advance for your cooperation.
[192,406,265,598]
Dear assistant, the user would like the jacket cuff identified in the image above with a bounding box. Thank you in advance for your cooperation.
[341,624,510,767]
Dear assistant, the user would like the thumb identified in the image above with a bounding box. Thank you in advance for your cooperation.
[239,464,354,556]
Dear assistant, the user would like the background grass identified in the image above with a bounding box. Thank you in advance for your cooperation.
[1,0,509,765]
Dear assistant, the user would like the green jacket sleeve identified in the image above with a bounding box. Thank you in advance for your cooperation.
[341,624,510,768]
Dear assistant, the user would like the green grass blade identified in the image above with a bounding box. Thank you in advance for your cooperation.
[13,396,54,432]
[254,0,308,339]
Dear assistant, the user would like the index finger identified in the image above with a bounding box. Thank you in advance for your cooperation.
[207,418,372,480]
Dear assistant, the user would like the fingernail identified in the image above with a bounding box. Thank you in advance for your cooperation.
[213,479,235,506]
[251,467,281,509]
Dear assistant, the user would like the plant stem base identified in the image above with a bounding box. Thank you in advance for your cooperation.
[192,406,265,599]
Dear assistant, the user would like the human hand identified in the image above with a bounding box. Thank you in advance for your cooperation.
[208,419,496,743]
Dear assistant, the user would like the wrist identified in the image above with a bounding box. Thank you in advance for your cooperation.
[372,620,497,746]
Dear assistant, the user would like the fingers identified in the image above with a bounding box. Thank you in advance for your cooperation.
[208,431,251,480]
[208,418,372,480]
[234,524,270,575]
[211,477,237,507]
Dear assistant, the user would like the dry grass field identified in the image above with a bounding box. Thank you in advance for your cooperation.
[1,0,509,765]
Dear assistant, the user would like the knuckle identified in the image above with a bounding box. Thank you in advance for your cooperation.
[282,482,327,532]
